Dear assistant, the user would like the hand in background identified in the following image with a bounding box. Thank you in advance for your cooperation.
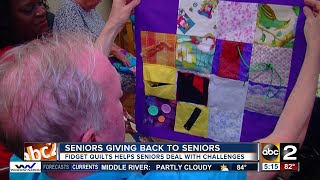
[130,66,136,74]
[111,43,130,66]
[107,0,141,33]
[304,0,320,50]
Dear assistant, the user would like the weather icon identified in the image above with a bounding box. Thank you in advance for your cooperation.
[220,164,229,171]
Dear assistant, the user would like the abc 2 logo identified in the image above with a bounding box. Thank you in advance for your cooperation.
[260,143,299,163]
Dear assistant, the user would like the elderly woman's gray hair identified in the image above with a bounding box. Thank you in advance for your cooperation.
[0,32,106,159]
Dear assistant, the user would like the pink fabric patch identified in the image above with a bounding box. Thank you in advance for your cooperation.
[217,2,258,43]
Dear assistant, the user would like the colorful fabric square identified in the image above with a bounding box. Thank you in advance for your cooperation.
[212,40,252,81]
[249,44,293,87]
[143,64,177,100]
[177,9,196,34]
[245,82,287,116]
[254,4,300,48]
[176,34,216,74]
[174,102,209,138]
[144,96,177,130]
[207,74,248,142]
[177,0,219,37]
[216,1,258,43]
[141,31,176,67]
[177,72,209,106]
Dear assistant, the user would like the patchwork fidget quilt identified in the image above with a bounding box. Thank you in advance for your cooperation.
[135,0,307,142]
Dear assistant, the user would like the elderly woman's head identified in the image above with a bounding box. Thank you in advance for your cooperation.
[0,0,49,48]
[75,0,102,11]
[0,32,125,159]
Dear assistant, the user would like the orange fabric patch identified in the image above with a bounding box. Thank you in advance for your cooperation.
[141,31,176,67]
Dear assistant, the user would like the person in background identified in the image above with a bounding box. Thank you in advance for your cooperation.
[0,0,50,49]
[54,0,136,131]
[0,0,136,178]
[0,0,52,173]
[1,0,319,179]
[54,0,135,93]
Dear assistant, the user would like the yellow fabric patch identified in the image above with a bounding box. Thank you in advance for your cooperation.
[174,102,209,138]
[144,64,177,100]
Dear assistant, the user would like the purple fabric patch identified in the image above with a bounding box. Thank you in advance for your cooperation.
[240,111,278,142]
[135,0,179,34]
[135,0,306,142]
[212,39,223,75]
[144,96,177,130]
[240,44,253,81]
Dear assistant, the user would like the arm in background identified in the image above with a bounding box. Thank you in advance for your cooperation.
[94,0,140,60]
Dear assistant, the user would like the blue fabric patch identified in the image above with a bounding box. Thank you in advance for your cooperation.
[207,74,248,142]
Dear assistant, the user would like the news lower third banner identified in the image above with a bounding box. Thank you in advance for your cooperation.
[10,162,258,173]
[24,143,258,162]
[20,142,301,173]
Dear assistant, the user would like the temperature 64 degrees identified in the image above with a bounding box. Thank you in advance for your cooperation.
[280,163,299,171]
[232,163,258,171]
